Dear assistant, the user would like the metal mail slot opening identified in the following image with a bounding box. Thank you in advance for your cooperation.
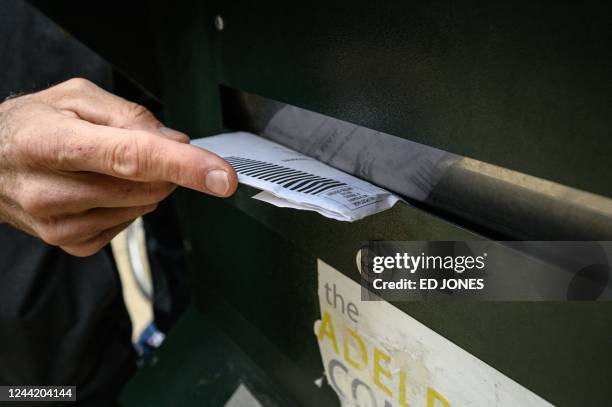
[219,86,612,241]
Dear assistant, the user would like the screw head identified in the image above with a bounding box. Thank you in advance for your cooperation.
[214,15,224,31]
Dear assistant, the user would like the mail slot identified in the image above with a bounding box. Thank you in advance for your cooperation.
[31,1,612,406]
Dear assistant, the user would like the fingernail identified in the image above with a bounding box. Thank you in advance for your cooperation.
[205,169,230,195]
[159,126,189,140]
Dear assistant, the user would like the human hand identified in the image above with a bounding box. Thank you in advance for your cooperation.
[0,78,237,256]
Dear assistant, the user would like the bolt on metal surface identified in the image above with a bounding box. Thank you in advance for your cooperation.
[214,15,224,31]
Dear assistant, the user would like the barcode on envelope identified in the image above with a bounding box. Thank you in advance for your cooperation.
[225,156,347,195]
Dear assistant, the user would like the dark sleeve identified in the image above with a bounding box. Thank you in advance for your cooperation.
[0,1,134,405]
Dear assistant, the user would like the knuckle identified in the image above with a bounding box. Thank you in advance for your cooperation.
[61,227,114,257]
[126,102,149,119]
[168,132,190,144]
[62,77,94,92]
[109,138,146,178]
[37,222,66,246]
[123,102,158,126]
[18,189,49,216]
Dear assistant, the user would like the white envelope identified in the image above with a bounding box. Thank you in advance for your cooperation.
[192,132,400,222]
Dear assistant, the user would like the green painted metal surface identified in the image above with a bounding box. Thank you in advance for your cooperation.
[208,0,612,199]
[31,1,610,405]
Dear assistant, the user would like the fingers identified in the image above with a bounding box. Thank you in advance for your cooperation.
[16,172,176,215]
[50,118,238,196]
[38,78,160,130]
[35,205,156,249]
[61,220,134,257]
[36,78,190,143]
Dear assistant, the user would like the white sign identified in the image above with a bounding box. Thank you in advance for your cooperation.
[314,260,553,407]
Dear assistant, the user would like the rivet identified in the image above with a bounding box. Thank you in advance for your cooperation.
[214,15,224,31]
